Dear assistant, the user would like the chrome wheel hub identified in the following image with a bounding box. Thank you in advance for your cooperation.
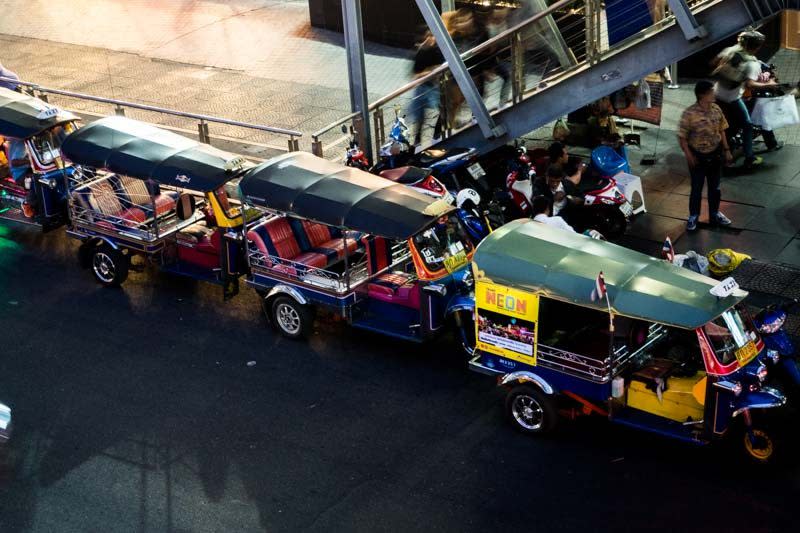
[512,394,544,431]
[276,303,301,335]
[93,252,115,283]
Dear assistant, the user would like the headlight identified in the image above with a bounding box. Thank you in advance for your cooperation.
[733,382,743,396]
[758,315,785,334]
[757,364,768,382]
[767,349,780,364]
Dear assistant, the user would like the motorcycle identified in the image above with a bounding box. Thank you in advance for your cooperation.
[754,298,800,390]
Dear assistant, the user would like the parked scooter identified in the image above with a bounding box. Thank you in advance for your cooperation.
[754,299,800,390]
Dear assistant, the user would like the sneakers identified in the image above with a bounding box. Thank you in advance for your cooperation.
[712,212,732,226]
[742,156,764,170]
[686,215,698,231]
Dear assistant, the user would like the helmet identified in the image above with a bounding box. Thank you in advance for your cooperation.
[456,188,481,210]
[738,30,765,51]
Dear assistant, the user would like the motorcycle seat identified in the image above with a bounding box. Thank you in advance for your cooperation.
[414,147,470,166]
[379,166,431,184]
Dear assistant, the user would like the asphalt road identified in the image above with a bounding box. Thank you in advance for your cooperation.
[0,222,798,533]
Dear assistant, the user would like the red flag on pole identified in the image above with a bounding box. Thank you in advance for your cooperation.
[591,271,607,302]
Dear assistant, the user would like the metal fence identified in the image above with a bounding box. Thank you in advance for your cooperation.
[1,76,303,154]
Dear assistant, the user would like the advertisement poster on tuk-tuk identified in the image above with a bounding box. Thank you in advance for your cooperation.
[475,281,539,365]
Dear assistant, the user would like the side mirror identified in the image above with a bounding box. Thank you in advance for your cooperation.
[176,193,196,221]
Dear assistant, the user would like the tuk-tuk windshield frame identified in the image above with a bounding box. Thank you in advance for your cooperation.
[411,213,474,276]
[703,305,759,366]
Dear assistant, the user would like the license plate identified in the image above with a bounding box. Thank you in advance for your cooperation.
[444,250,468,273]
[467,163,486,179]
[735,341,758,365]
[620,202,633,217]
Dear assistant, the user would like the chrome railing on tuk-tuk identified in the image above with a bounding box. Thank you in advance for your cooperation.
[311,0,717,160]
[247,233,411,295]
[1,76,303,155]
[67,169,196,243]
[536,323,668,383]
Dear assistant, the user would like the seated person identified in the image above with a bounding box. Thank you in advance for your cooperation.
[562,156,586,190]
[531,195,575,233]
[547,141,569,169]
[534,165,569,216]
[4,139,36,217]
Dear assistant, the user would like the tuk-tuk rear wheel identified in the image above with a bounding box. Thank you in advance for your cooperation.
[743,428,775,464]
[270,296,313,340]
[505,385,557,435]
[91,244,129,287]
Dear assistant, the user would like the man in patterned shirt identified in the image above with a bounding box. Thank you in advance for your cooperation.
[678,80,733,232]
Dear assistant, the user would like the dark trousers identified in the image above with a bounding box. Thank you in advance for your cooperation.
[689,148,722,218]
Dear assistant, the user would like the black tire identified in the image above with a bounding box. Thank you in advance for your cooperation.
[270,296,313,340]
[505,385,558,435]
[742,427,777,464]
[90,244,129,287]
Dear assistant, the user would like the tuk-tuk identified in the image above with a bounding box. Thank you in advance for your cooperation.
[467,219,786,462]
[0,87,80,230]
[60,116,250,296]
[239,152,476,342]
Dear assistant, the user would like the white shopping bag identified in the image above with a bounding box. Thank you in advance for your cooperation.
[750,95,800,130]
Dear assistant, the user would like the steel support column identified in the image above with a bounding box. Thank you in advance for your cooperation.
[667,0,708,41]
[342,0,373,163]
[415,0,506,139]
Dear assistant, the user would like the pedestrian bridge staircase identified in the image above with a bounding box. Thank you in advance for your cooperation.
[314,0,796,159]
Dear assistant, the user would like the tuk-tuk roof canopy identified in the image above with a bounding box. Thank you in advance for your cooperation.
[473,220,748,329]
[0,87,78,139]
[239,152,454,240]
[60,116,247,192]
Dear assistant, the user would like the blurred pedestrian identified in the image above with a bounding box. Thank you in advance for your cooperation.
[0,62,20,91]
[678,80,733,231]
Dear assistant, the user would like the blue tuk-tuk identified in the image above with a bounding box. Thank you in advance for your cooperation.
[239,152,476,342]
[467,220,786,463]
[0,87,79,230]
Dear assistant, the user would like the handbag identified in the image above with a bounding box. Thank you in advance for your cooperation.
[552,118,570,141]
[750,94,800,130]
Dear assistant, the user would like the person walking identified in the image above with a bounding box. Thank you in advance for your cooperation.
[712,30,779,170]
[0,62,20,91]
[678,80,733,232]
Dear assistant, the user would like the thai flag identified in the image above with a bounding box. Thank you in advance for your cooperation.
[662,236,675,263]
[591,271,607,302]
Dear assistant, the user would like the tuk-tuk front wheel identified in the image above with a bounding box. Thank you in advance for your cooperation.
[90,244,129,287]
[743,428,775,464]
[505,385,557,435]
[270,296,313,340]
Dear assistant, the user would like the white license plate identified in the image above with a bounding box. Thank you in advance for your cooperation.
[620,202,633,217]
[467,163,486,179]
